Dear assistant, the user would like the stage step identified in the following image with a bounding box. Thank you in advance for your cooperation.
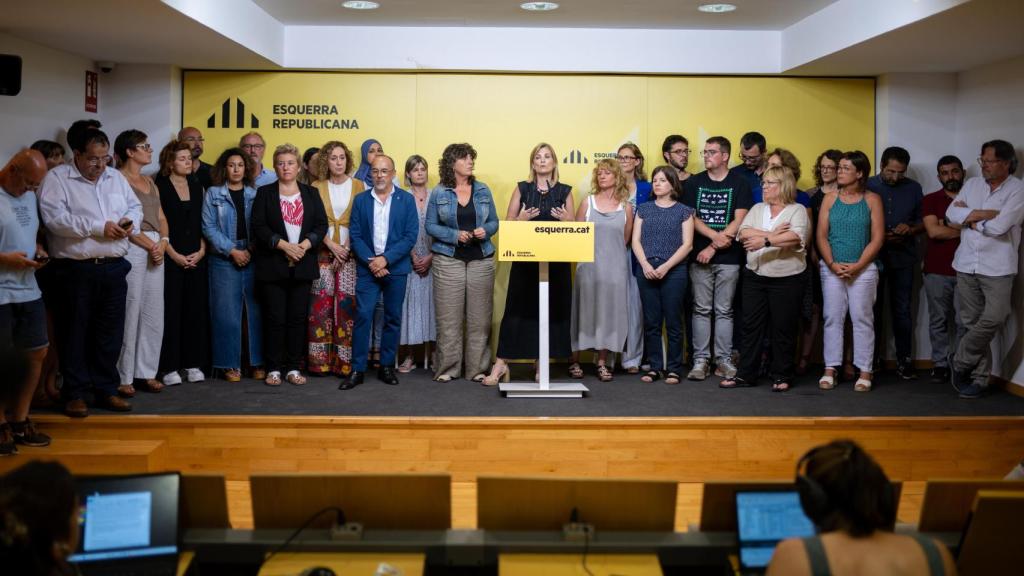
[0,438,167,475]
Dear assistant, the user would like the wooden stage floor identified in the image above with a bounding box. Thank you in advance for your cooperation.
[10,413,1024,530]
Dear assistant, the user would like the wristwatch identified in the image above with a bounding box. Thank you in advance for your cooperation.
[764,237,771,248]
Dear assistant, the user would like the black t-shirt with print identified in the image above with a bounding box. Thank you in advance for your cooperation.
[681,170,754,265]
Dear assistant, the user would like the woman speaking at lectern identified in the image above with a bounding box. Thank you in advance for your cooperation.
[484,143,575,386]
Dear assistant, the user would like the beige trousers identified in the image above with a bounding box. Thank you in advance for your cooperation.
[432,254,495,379]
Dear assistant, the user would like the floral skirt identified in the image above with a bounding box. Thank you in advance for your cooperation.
[307,249,357,375]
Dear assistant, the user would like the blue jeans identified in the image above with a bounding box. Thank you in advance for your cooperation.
[636,260,687,373]
[208,242,263,369]
[353,270,408,372]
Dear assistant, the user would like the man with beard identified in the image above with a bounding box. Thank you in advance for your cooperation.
[661,134,692,183]
[946,139,1024,398]
[920,156,965,384]
[178,126,212,189]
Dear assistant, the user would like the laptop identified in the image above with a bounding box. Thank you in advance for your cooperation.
[735,490,816,574]
[70,472,181,576]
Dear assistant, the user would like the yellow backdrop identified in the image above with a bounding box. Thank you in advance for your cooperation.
[183,71,874,347]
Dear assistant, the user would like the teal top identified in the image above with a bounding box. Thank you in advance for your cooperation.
[801,534,946,576]
[828,195,871,264]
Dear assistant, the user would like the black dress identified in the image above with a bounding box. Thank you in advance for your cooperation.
[496,181,572,359]
[156,174,209,374]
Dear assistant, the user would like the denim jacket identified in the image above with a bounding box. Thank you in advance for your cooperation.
[425,180,499,258]
[202,184,257,257]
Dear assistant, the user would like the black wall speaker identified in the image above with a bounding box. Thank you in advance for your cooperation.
[0,54,23,96]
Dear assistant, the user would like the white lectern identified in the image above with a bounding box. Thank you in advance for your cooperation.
[496,221,593,399]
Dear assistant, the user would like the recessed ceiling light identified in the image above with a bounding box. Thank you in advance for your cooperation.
[342,1,379,9]
[698,3,737,13]
[521,2,559,11]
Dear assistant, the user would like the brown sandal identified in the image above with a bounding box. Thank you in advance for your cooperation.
[596,364,613,382]
[224,369,242,382]
[568,362,584,379]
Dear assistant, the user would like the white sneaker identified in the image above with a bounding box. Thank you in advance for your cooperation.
[688,359,710,381]
[185,368,205,383]
[715,357,738,379]
[162,371,182,386]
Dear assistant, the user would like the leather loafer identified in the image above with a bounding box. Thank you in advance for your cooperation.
[97,395,132,412]
[64,398,89,418]
[339,371,364,390]
[378,366,399,386]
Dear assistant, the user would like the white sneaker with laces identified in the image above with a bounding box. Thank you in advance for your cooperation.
[185,368,205,383]
[162,371,182,386]
[688,359,710,381]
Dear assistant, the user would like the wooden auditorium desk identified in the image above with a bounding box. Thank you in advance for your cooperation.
[500,553,662,575]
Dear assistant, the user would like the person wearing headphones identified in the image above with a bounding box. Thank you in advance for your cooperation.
[768,440,956,575]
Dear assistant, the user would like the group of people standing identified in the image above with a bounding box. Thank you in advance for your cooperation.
[1,118,1022,455]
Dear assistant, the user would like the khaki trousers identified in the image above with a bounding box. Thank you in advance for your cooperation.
[432,254,495,379]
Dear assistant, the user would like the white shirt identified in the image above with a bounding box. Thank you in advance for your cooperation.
[38,163,143,260]
[946,174,1024,276]
[371,187,394,256]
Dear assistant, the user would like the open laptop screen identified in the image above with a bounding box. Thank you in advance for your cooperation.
[736,490,816,570]
[70,473,180,563]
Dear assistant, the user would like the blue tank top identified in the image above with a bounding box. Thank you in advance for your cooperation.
[828,195,871,264]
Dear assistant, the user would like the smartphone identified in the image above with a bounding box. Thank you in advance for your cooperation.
[34,255,50,264]
[118,219,132,230]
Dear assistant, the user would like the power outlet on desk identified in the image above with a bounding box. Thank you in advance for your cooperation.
[330,521,364,541]
[562,522,595,542]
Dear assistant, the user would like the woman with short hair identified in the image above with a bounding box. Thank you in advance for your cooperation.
[425,143,499,383]
[721,165,810,391]
[203,147,264,382]
[307,140,364,377]
[816,151,885,392]
[251,143,328,386]
[156,140,208,387]
[114,129,169,395]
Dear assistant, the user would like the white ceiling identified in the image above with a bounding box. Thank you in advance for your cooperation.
[254,0,837,30]
[1,0,1021,75]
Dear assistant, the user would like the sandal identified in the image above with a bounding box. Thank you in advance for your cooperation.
[665,372,681,385]
[596,364,613,382]
[252,367,266,380]
[482,364,509,387]
[265,371,282,386]
[117,384,135,398]
[854,377,873,392]
[286,371,307,386]
[772,381,791,392]
[434,374,453,383]
[568,362,584,379]
[137,379,163,393]
[719,376,751,389]
[397,356,415,373]
[640,370,662,383]
[224,368,242,382]
[818,372,836,390]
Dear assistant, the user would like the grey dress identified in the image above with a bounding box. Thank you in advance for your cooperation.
[571,196,630,352]
[400,198,435,345]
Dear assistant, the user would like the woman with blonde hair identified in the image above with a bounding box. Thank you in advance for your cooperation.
[570,159,634,381]
[485,143,575,385]
[307,140,364,377]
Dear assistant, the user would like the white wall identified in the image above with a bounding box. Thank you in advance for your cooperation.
[101,63,181,174]
[0,32,98,160]
[954,55,1024,389]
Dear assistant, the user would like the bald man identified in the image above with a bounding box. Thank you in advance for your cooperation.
[0,149,52,453]
[178,126,212,189]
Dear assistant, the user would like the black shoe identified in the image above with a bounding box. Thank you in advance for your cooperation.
[895,361,917,380]
[339,371,364,390]
[378,366,399,386]
[951,368,974,393]
[11,418,51,447]
[0,423,18,456]
[929,367,951,383]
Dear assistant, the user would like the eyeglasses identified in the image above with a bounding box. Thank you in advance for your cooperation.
[740,153,763,163]
[761,180,781,187]
[134,143,152,152]
[978,157,1005,166]
[819,165,837,172]
[669,149,690,156]
[701,149,722,157]
[241,143,265,150]
[836,165,855,173]
[616,155,638,162]
[85,155,112,167]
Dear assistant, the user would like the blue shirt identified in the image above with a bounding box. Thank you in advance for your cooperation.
[730,165,764,204]
[0,186,42,304]
[255,168,277,188]
[866,174,923,268]
[635,201,694,263]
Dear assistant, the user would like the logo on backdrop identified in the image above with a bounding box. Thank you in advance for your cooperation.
[562,149,588,165]
[207,97,260,129]
[206,99,360,131]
